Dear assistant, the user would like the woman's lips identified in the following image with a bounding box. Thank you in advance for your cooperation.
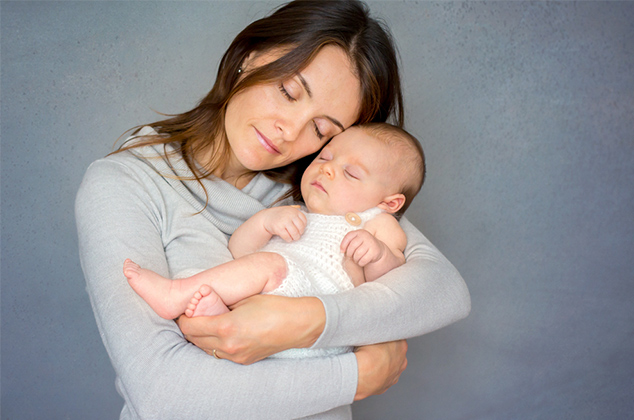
[255,128,281,154]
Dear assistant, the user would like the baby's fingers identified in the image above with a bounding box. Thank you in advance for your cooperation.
[340,230,360,253]
[350,242,373,266]
[354,248,373,266]
[280,219,305,242]
[283,225,302,241]
[343,230,369,252]
[292,213,307,236]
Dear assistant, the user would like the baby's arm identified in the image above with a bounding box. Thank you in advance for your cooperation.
[229,206,307,258]
[341,213,407,283]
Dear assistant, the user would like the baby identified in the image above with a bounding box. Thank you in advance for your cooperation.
[124,123,425,356]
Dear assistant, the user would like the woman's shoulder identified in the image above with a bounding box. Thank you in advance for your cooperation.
[84,126,172,171]
[82,149,153,184]
[82,129,182,182]
[78,142,178,205]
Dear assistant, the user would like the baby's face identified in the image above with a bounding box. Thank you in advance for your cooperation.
[300,127,402,215]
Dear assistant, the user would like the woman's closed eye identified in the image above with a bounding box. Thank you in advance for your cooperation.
[313,121,325,140]
[278,84,296,102]
[280,83,325,140]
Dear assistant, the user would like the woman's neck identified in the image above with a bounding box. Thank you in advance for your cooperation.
[194,145,256,190]
[218,170,256,190]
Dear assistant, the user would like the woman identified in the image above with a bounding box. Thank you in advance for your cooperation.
[75,1,470,419]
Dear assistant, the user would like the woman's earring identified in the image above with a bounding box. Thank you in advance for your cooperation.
[237,67,242,74]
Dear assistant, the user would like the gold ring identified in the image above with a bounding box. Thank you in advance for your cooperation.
[212,349,221,359]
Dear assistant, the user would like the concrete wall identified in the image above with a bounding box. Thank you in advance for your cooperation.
[2,1,633,418]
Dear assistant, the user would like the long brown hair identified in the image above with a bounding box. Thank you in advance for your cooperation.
[119,0,404,198]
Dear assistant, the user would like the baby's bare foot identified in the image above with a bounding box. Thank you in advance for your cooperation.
[185,285,229,317]
[123,259,141,280]
[123,259,194,320]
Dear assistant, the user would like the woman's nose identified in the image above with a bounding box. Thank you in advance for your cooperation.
[275,116,303,142]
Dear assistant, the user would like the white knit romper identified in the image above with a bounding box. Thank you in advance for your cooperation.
[264,207,383,359]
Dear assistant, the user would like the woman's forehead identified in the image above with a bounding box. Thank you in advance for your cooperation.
[299,46,361,128]
[250,44,362,129]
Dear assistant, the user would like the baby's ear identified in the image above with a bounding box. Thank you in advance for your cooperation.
[378,194,406,214]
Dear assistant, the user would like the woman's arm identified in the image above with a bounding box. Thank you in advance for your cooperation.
[177,217,464,399]
[76,158,358,419]
[184,217,469,362]
[179,306,409,401]
[314,217,471,349]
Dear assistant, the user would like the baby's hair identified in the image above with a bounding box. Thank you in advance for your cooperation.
[357,123,426,217]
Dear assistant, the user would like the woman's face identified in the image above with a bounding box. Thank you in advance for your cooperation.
[223,45,362,179]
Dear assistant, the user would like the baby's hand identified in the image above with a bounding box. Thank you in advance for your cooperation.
[263,206,307,242]
[340,229,385,267]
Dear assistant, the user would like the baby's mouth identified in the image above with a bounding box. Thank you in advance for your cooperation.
[311,181,327,194]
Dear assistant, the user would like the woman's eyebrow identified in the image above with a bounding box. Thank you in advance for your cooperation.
[298,73,345,132]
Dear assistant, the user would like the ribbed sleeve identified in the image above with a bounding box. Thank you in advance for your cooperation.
[76,152,358,419]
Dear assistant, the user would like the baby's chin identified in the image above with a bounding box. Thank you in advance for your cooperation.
[304,202,363,216]
[303,201,336,215]
[302,193,370,216]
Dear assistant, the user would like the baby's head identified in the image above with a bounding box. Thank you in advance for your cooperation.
[300,123,425,217]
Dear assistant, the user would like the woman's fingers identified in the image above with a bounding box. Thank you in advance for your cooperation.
[177,314,236,353]
[178,314,254,363]
[178,313,219,337]
[353,339,409,401]
[176,295,326,365]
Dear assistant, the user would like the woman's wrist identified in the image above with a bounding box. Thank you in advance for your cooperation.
[296,296,326,348]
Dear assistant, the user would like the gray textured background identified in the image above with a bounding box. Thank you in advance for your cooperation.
[2,1,633,419]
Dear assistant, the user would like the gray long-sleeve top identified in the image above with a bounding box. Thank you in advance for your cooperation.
[75,135,471,419]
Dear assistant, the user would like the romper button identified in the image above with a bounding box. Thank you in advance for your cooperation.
[345,212,361,226]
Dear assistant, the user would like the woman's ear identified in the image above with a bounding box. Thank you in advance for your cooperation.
[241,48,284,73]
[240,52,257,73]
[378,193,406,214]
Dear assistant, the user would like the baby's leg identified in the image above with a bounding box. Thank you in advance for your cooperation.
[124,252,287,319]
[123,259,206,319]
[183,252,288,317]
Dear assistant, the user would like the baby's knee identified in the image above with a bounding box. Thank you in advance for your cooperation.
[254,252,287,291]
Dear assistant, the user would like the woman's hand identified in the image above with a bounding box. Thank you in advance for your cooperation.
[177,294,325,365]
[354,340,408,401]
